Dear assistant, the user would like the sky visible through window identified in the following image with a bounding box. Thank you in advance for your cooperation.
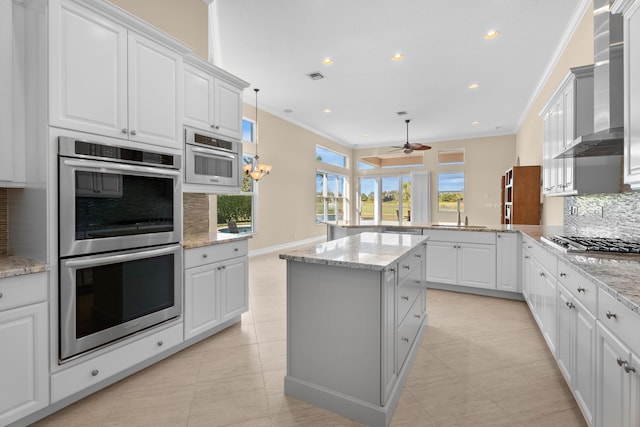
[316,146,346,168]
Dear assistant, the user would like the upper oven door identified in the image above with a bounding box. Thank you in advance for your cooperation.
[59,156,182,258]
[185,143,239,186]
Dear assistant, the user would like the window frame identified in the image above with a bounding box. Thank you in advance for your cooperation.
[358,174,412,223]
[316,170,349,224]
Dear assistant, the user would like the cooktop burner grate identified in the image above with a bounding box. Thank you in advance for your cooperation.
[541,235,640,254]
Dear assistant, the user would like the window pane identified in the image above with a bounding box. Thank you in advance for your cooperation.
[242,155,255,193]
[326,174,337,196]
[359,177,377,222]
[217,194,253,233]
[358,161,375,170]
[337,175,345,197]
[438,172,464,212]
[242,119,254,143]
[316,172,324,196]
[316,145,347,168]
[327,197,337,221]
[402,176,411,221]
[438,150,465,165]
[381,177,399,221]
[315,197,325,224]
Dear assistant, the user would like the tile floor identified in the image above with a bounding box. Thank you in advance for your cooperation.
[32,252,587,427]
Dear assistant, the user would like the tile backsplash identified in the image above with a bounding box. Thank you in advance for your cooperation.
[564,191,640,239]
[183,193,209,236]
[0,188,6,255]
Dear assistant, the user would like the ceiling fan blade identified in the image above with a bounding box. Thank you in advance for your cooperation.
[412,145,432,151]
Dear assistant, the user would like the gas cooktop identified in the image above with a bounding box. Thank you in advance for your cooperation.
[541,235,640,254]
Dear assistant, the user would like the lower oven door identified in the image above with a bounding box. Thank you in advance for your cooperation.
[59,243,182,361]
[185,143,239,186]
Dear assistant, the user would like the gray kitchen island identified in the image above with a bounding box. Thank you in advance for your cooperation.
[279,232,428,427]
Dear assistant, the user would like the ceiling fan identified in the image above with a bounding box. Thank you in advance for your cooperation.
[393,119,431,154]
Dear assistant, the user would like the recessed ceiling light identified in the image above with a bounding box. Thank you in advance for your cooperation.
[468,83,480,89]
[392,53,404,61]
[322,57,333,65]
[472,121,480,125]
[284,109,293,114]
[363,134,369,137]
[323,109,331,113]
[484,30,499,39]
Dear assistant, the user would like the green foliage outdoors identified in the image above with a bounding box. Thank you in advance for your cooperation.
[217,194,252,223]
[438,192,464,211]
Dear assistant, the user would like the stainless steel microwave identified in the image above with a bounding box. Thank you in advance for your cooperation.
[184,126,241,187]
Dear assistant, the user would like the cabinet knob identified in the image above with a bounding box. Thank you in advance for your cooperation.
[617,357,627,367]
[202,253,208,258]
[157,340,163,347]
[527,245,532,249]
[402,265,410,270]
[91,369,99,377]
[415,254,421,258]
[560,272,567,277]
[0,292,3,298]
[565,301,575,309]
[401,295,409,301]
[497,234,501,238]
[121,128,128,134]
[414,314,421,319]
[539,272,545,277]
[606,311,617,320]
[211,124,220,130]
[130,130,137,136]
[625,365,637,374]
[577,287,586,293]
[524,256,530,259]
[401,337,409,343]
[234,248,239,252]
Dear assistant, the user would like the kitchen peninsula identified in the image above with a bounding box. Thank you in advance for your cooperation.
[279,232,428,427]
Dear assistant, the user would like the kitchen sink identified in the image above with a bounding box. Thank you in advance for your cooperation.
[429,224,487,229]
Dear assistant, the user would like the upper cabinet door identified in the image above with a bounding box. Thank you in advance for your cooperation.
[50,1,128,138]
[213,79,243,140]
[127,32,182,148]
[620,0,640,188]
[184,64,215,131]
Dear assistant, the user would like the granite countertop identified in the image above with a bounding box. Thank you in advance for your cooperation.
[279,232,428,271]
[183,232,252,249]
[327,220,536,233]
[0,256,48,279]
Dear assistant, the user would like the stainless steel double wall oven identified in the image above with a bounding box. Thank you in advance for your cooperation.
[58,136,182,361]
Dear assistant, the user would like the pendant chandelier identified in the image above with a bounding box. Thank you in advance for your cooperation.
[243,88,272,181]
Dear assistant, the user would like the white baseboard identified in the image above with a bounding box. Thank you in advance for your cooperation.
[249,235,326,257]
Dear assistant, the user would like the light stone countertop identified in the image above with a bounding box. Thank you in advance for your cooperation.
[279,232,428,271]
[183,232,251,250]
[0,256,48,279]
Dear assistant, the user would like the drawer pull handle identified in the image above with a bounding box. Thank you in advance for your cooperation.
[157,341,164,347]
[539,272,545,277]
[91,369,99,377]
[130,130,137,136]
[401,296,409,301]
[234,248,239,252]
[401,337,409,343]
[414,314,421,319]
[527,245,532,249]
[121,128,128,134]
[565,302,575,309]
[415,254,421,258]
[625,365,637,374]
[202,254,208,258]
[388,268,395,272]
[403,265,410,270]
[617,357,627,367]
[606,311,617,320]
[560,272,567,277]
[524,256,530,259]
[577,287,586,293]
[0,292,3,298]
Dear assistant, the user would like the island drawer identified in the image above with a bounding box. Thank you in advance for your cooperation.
[557,259,597,315]
[397,250,422,282]
[0,272,47,311]
[397,294,424,372]
[397,278,422,324]
[184,240,248,269]
[598,288,640,356]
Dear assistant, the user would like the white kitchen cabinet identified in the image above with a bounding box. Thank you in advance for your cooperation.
[521,243,535,305]
[557,284,596,425]
[613,0,640,189]
[183,239,249,341]
[426,231,496,290]
[0,273,49,426]
[50,0,186,149]
[496,232,520,292]
[535,261,557,355]
[184,54,247,140]
[596,323,640,427]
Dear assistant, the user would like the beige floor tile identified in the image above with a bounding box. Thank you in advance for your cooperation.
[259,340,287,372]
[198,321,258,350]
[197,343,263,383]
[254,318,287,344]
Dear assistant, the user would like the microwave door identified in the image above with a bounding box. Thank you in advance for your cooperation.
[187,146,239,186]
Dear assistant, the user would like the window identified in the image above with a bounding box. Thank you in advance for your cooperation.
[217,155,256,233]
[358,154,423,169]
[316,145,347,168]
[316,171,348,223]
[438,172,464,212]
[438,149,465,165]
[242,118,255,143]
[359,175,411,222]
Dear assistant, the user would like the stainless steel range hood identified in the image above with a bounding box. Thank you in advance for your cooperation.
[555,0,624,159]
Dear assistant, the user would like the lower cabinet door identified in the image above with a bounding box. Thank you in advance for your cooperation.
[573,304,595,425]
[184,263,220,340]
[426,241,457,285]
[0,302,48,426]
[458,243,496,289]
[596,324,631,427]
[220,257,249,323]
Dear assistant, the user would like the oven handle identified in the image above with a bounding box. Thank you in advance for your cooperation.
[64,244,182,268]
[190,146,237,159]
[62,159,181,177]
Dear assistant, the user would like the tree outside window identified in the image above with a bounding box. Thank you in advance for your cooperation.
[438,172,464,212]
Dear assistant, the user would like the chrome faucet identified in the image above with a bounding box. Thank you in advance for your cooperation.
[457,199,462,226]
